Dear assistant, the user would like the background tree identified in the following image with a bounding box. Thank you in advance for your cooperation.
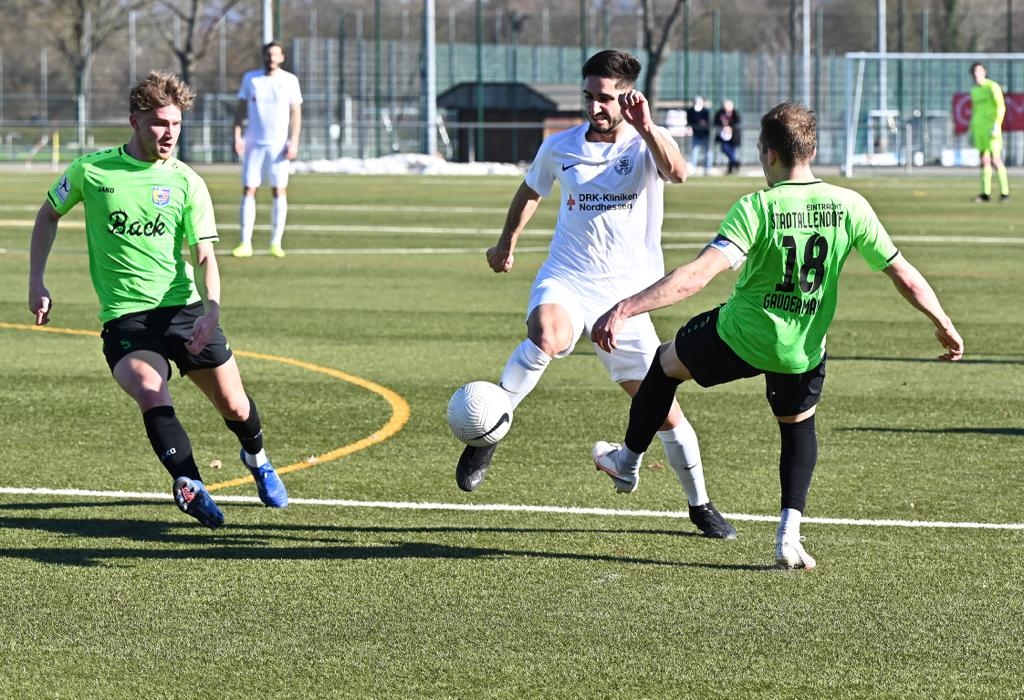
[33,0,147,126]
[149,0,249,159]
[637,0,688,110]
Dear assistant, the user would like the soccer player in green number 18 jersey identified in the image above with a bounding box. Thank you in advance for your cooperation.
[590,103,964,569]
[969,62,1009,202]
[28,71,288,529]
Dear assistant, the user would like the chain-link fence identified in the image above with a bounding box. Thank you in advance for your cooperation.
[2,4,1021,170]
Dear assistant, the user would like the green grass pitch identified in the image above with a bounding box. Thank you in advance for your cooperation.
[1,166,1022,698]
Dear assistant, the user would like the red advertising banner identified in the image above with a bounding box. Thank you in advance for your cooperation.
[952,92,1024,134]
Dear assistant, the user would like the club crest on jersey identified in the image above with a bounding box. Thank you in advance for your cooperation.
[151,186,172,207]
[614,156,634,175]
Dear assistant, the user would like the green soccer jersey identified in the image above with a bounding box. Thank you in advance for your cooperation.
[716,180,899,374]
[970,78,1005,138]
[47,146,218,323]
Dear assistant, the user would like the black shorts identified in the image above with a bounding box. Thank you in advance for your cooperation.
[101,302,233,378]
[674,306,826,417]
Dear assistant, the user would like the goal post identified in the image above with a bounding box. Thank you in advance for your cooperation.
[842,51,1024,177]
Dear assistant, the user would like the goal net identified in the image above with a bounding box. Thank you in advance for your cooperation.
[842,52,1024,176]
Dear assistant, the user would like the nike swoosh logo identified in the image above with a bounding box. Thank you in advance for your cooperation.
[561,163,581,171]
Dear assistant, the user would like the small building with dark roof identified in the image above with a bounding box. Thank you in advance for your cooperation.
[436,82,584,163]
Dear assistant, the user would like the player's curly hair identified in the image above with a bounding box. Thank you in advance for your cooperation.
[760,102,817,167]
[129,71,195,114]
[581,50,642,89]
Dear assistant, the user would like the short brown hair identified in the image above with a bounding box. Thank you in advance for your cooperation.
[581,50,642,89]
[129,71,195,114]
[760,103,816,167]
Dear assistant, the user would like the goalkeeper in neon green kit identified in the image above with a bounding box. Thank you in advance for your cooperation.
[969,62,1009,202]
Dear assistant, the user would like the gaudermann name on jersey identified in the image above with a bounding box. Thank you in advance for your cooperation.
[568,192,639,212]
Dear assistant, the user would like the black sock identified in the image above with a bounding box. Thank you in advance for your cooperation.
[624,355,682,454]
[142,406,202,481]
[224,396,264,455]
[778,415,818,512]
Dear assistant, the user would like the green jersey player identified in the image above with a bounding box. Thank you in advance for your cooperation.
[969,62,1009,202]
[28,71,288,528]
[590,102,964,570]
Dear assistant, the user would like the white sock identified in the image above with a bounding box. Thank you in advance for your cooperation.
[270,196,288,246]
[658,420,708,506]
[776,507,802,542]
[498,339,551,409]
[239,196,256,245]
[242,448,268,468]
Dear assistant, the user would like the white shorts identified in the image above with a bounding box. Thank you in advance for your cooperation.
[526,276,662,384]
[242,144,290,189]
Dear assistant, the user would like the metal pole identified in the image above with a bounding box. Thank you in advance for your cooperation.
[79,10,91,156]
[263,0,274,43]
[1009,0,1014,53]
[375,0,383,157]
[129,11,137,84]
[802,0,810,106]
[897,0,905,120]
[475,0,483,162]
[814,9,822,112]
[218,18,227,93]
[41,48,48,123]
[423,0,437,157]
[448,7,455,84]
[789,0,796,100]
[580,0,588,67]
[712,9,720,108]
[682,0,690,99]
[878,0,887,114]
[904,121,913,174]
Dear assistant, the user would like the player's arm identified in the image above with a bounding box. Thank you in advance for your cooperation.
[882,255,964,362]
[186,240,222,355]
[232,99,248,157]
[286,102,302,160]
[591,244,733,352]
[486,181,542,273]
[28,200,62,325]
[620,90,688,183]
[992,83,1006,133]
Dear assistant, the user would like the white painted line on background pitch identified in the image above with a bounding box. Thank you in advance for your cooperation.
[1,486,1021,531]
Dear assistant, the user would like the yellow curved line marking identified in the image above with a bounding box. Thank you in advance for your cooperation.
[0,321,100,337]
[206,350,410,492]
[0,322,410,493]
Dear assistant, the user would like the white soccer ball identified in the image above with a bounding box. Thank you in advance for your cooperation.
[446,381,513,447]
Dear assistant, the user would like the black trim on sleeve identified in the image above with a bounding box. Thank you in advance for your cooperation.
[713,233,748,255]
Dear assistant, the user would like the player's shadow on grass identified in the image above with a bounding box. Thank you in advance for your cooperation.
[0,510,771,572]
[838,426,1024,436]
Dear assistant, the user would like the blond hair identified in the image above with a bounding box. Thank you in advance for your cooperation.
[129,71,195,113]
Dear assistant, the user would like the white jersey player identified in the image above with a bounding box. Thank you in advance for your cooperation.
[232,41,303,258]
[453,50,736,541]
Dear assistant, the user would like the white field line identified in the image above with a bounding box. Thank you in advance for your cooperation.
[0,486,1021,530]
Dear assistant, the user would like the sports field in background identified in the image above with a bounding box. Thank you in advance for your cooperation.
[1,167,1022,698]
